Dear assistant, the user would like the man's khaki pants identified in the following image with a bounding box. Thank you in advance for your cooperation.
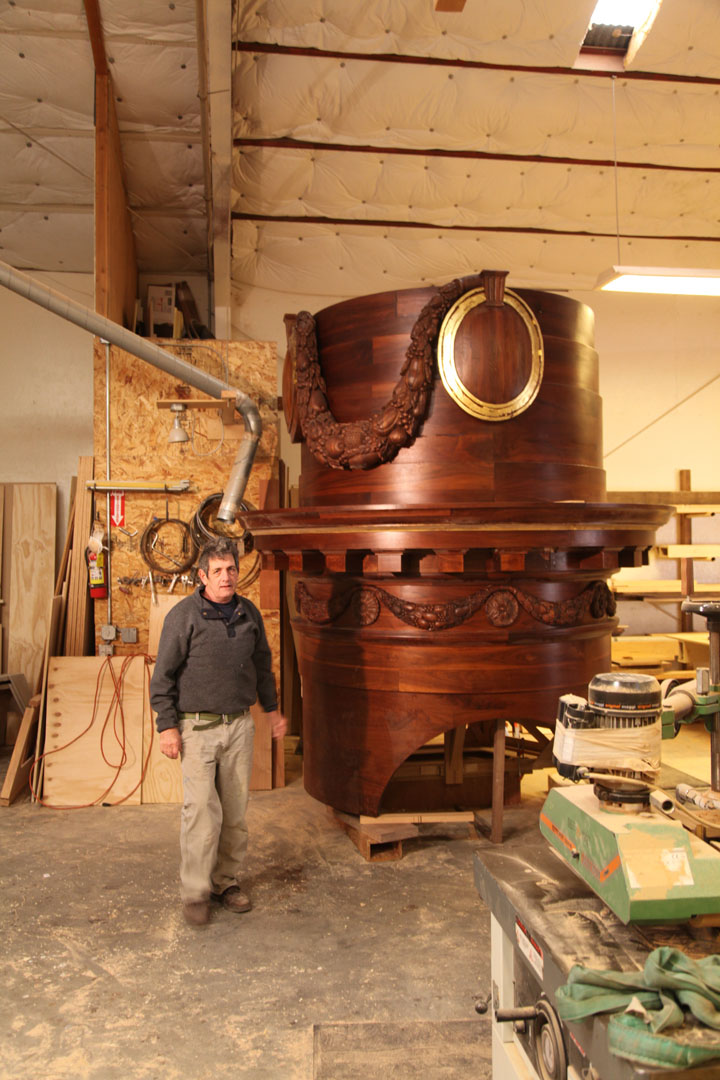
[178,712,255,902]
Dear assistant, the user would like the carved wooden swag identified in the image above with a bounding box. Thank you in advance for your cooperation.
[285,275,477,470]
[295,580,617,631]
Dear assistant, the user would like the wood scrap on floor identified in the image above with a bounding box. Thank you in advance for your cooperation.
[0,694,40,806]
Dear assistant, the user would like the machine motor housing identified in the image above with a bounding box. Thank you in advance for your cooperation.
[553,672,663,781]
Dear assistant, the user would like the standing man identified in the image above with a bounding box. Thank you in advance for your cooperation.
[150,536,286,927]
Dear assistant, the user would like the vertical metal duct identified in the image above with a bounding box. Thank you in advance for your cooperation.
[0,260,261,521]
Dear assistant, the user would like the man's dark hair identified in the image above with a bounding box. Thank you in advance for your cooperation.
[198,537,240,574]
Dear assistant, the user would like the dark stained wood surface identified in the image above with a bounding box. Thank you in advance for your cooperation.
[301,283,604,505]
[263,279,671,817]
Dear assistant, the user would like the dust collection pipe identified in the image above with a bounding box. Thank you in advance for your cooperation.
[0,259,261,521]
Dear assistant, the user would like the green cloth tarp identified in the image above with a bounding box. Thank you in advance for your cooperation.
[555,946,720,1068]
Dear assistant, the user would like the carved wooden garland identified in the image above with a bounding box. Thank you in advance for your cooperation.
[292,277,465,470]
[295,581,616,630]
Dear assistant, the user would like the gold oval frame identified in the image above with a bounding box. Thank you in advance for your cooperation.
[437,287,544,421]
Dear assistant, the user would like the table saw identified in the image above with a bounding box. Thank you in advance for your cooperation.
[474,786,720,1080]
[474,601,720,1080]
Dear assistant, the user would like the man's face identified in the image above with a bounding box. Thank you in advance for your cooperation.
[199,555,239,604]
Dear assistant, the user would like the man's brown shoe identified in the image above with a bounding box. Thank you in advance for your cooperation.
[183,900,210,926]
[211,885,252,913]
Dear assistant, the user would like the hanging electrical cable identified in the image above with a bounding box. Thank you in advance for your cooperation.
[30,655,156,809]
[191,492,253,548]
[139,518,198,574]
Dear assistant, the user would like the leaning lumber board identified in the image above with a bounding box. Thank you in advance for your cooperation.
[63,457,94,656]
[54,489,76,598]
[250,705,272,792]
[8,484,56,699]
[42,656,146,806]
[0,695,41,805]
[0,484,4,606]
[31,593,66,802]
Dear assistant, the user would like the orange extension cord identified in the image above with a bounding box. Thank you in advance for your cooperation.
[30,654,157,809]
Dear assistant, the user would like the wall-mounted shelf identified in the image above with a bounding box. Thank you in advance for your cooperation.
[609,476,720,626]
[156,392,237,426]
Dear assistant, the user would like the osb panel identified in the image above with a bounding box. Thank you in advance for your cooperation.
[92,340,279,660]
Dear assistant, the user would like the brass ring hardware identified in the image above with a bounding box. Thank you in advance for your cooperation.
[438,287,544,421]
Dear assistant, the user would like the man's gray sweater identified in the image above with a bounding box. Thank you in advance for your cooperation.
[150,587,278,732]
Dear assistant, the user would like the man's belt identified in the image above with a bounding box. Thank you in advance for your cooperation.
[178,710,249,731]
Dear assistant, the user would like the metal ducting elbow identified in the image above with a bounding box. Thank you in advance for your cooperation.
[217,390,263,522]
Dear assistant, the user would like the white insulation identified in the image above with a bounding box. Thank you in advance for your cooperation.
[229,0,720,304]
[0,0,205,273]
[0,0,719,297]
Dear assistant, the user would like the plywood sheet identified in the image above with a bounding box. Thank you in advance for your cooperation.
[8,483,56,695]
[140,696,274,799]
[43,656,148,807]
[141,694,183,803]
[147,592,183,657]
[0,484,5,599]
[144,593,275,797]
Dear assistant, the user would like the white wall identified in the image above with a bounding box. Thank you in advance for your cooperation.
[575,288,720,635]
[580,289,720,492]
[0,271,95,559]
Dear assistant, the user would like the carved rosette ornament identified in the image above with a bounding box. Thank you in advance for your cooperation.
[290,277,466,470]
[295,581,615,631]
[351,589,381,626]
[484,590,520,627]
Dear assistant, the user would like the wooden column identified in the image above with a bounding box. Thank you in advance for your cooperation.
[679,469,695,632]
[84,0,137,324]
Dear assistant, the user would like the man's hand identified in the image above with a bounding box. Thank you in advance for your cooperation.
[159,727,182,759]
[265,710,287,740]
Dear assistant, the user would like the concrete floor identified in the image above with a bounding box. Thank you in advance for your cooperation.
[0,750,494,1080]
[4,723,709,1079]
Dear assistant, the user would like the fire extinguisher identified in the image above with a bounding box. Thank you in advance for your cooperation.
[86,544,108,599]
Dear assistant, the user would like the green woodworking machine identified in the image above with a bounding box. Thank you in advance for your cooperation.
[540,600,720,925]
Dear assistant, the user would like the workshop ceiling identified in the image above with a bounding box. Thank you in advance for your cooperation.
[0,0,206,275]
[1,0,719,310]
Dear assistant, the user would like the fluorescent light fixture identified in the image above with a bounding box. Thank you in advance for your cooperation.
[596,266,720,296]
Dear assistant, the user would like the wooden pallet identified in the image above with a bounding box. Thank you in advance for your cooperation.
[332,808,474,862]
